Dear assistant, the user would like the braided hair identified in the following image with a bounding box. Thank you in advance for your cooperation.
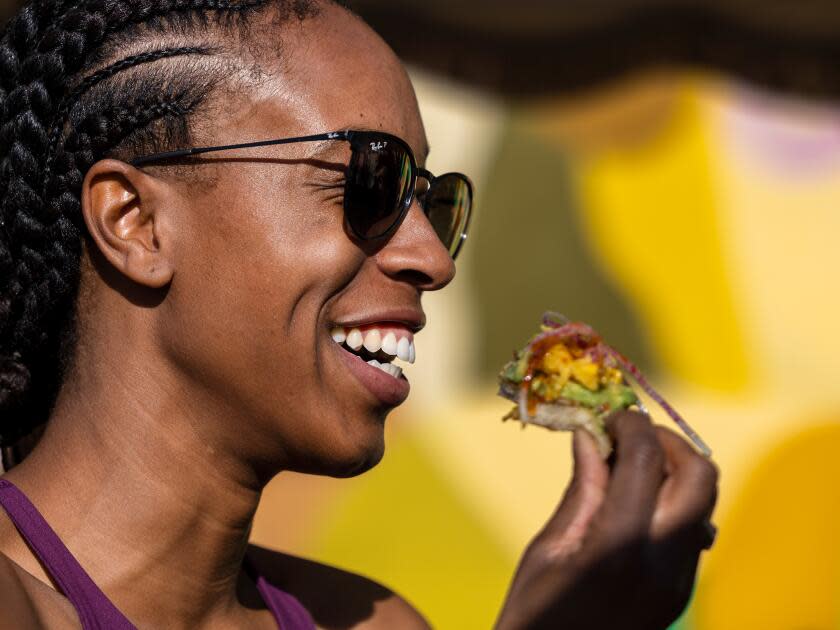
[0,0,332,467]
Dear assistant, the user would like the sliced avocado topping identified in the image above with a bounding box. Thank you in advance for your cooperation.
[501,347,638,415]
[557,381,638,411]
[500,350,530,384]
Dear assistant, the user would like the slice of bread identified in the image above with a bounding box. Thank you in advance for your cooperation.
[501,393,613,458]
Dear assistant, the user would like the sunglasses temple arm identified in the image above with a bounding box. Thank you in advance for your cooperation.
[130,131,351,167]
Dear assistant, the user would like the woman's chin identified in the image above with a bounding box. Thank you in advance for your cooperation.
[301,446,384,478]
[292,422,387,478]
[329,446,384,478]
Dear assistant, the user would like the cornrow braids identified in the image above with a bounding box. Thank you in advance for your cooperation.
[0,0,327,467]
[42,44,214,181]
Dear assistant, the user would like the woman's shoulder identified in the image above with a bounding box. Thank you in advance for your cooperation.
[246,544,431,630]
[0,553,42,628]
[0,552,79,629]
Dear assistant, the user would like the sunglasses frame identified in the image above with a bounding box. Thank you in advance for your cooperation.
[129,129,473,259]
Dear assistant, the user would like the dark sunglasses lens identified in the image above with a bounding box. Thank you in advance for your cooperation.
[345,140,412,239]
[424,174,472,256]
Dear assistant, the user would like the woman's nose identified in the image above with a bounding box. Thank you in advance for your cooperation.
[375,201,456,291]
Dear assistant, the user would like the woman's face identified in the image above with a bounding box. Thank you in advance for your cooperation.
[156,5,455,477]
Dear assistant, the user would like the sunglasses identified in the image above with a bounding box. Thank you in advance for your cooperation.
[130,130,473,259]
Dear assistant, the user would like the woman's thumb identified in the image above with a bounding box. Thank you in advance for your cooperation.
[539,429,609,542]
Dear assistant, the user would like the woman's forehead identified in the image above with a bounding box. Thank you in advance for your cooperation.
[238,3,428,157]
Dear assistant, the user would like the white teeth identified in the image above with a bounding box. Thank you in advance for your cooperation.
[381,332,398,356]
[346,328,364,351]
[363,329,382,353]
[341,325,413,370]
[396,336,411,361]
[367,359,402,379]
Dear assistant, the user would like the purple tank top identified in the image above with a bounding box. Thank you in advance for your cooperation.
[0,479,315,630]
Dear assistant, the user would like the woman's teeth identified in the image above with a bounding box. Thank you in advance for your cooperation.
[396,336,409,362]
[363,329,382,353]
[330,326,415,378]
[346,330,362,351]
[381,332,397,355]
[367,359,402,379]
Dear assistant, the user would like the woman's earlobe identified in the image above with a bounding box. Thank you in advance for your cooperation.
[81,159,174,289]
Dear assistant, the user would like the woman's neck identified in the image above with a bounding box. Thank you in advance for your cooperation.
[2,351,273,628]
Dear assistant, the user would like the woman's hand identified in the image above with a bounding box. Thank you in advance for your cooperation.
[495,411,718,630]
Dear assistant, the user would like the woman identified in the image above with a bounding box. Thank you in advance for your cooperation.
[0,1,718,628]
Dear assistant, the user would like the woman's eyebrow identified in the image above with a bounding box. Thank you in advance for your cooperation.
[292,140,348,173]
[303,138,347,157]
[295,139,349,167]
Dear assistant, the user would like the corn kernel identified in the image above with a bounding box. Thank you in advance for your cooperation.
[546,372,570,398]
[601,367,624,385]
[571,358,600,390]
[541,344,572,374]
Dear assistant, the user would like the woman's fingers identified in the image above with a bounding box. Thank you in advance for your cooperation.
[596,411,666,544]
[537,429,609,550]
[573,428,611,489]
[650,426,719,543]
[530,414,717,572]
[497,416,716,630]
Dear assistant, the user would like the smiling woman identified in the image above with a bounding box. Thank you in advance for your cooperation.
[0,1,717,629]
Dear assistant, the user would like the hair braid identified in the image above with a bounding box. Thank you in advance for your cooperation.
[42,45,213,183]
[0,0,326,463]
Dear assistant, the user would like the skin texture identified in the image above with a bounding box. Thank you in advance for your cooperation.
[0,3,718,629]
[0,4,441,629]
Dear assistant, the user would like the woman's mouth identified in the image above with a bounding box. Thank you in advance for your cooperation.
[330,324,414,406]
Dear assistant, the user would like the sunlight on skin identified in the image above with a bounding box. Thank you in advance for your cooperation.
[254,75,512,628]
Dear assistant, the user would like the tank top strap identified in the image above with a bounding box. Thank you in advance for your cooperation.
[0,479,136,629]
[243,554,316,630]
[0,478,313,630]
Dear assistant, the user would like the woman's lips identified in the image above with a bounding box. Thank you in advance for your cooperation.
[335,343,410,406]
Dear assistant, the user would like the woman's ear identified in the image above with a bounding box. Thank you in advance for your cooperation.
[81,159,174,288]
